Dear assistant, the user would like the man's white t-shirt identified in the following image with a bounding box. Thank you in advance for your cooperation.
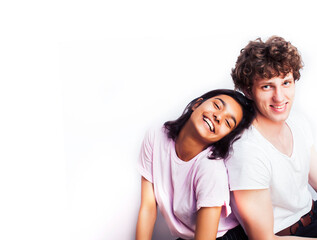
[226,113,314,233]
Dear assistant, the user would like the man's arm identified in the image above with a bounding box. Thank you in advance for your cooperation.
[194,206,222,240]
[233,189,315,240]
[309,146,317,192]
[136,177,157,240]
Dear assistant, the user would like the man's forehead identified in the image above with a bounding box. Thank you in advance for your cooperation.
[254,72,294,84]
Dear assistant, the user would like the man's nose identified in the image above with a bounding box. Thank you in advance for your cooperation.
[273,86,284,102]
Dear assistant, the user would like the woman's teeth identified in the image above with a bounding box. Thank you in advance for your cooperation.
[203,117,214,132]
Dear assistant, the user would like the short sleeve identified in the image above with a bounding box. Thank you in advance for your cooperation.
[194,159,231,215]
[226,141,272,190]
[137,129,154,183]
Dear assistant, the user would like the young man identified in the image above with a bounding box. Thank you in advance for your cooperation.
[226,36,317,240]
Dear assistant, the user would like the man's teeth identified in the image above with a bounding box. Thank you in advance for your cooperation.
[272,104,286,109]
[203,117,214,132]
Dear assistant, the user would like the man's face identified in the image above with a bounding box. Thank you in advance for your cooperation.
[251,72,295,124]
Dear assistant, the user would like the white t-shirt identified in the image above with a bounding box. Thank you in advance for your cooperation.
[226,114,314,233]
[138,127,239,239]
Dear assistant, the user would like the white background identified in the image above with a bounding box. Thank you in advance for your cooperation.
[1,1,317,239]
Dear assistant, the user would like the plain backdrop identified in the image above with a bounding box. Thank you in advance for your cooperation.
[1,1,317,240]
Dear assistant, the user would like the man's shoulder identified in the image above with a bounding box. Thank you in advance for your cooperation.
[227,126,269,165]
[288,111,314,146]
[233,126,264,149]
[287,111,311,130]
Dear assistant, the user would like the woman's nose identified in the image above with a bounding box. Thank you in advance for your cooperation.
[213,113,222,123]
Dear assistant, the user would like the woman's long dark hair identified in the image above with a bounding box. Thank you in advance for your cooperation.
[164,89,255,159]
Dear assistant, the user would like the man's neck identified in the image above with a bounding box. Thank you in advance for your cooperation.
[253,114,286,137]
[253,114,293,157]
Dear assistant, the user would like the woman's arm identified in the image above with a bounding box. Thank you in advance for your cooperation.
[136,176,157,240]
[194,206,222,240]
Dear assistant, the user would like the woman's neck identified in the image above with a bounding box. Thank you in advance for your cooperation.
[175,122,208,162]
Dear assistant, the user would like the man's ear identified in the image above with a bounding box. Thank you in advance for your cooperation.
[192,98,203,111]
[243,88,253,100]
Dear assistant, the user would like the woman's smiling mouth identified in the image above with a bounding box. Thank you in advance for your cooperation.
[203,116,215,133]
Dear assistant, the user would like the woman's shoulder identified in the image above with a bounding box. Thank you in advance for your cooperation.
[195,154,227,175]
[143,124,165,137]
[142,125,172,146]
[193,157,229,192]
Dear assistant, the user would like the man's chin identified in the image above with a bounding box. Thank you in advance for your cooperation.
[256,111,290,124]
[270,113,291,123]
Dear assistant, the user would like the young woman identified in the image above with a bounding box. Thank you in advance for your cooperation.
[136,89,255,240]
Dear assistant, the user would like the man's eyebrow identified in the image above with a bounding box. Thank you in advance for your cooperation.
[284,72,294,79]
[284,76,293,80]
[215,97,237,127]
[257,79,273,84]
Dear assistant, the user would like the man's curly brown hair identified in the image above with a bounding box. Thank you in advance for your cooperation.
[231,36,303,95]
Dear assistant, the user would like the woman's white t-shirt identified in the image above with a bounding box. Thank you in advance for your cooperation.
[138,127,239,239]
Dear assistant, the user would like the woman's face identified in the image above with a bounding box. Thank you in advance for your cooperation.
[189,94,243,144]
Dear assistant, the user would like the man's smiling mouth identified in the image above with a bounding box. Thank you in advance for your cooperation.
[270,103,288,112]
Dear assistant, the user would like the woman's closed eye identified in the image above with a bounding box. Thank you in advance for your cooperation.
[213,102,220,110]
[225,119,232,129]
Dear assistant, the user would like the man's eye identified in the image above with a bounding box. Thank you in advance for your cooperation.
[262,85,271,90]
[284,81,290,86]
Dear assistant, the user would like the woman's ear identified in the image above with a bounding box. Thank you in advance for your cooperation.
[192,98,203,111]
